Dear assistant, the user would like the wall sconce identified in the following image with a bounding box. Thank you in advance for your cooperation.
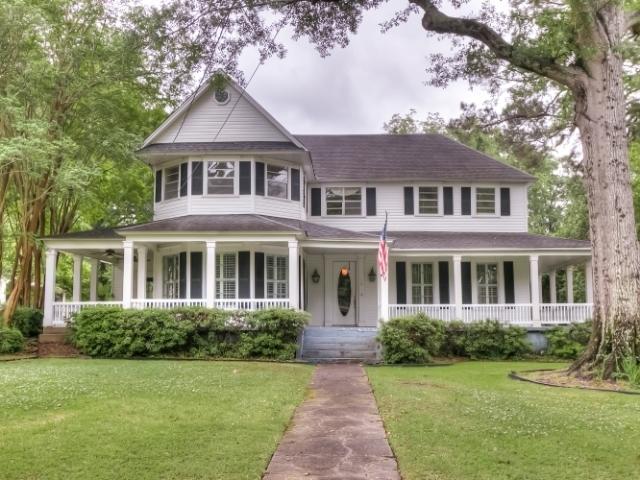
[311,269,321,284]
[368,267,377,282]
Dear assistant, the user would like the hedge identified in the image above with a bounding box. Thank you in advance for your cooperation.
[11,307,43,338]
[0,327,25,354]
[70,306,309,360]
[544,322,591,359]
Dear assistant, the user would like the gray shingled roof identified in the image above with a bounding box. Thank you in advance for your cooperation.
[43,228,121,240]
[295,134,534,183]
[387,231,590,250]
[137,141,301,156]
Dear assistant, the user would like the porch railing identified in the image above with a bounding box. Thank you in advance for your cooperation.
[388,304,456,321]
[540,303,593,325]
[52,301,123,327]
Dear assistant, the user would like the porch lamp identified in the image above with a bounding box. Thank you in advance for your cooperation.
[311,269,321,284]
[368,268,377,282]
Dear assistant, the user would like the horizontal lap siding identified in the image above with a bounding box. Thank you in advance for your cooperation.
[254,196,305,219]
[154,198,189,220]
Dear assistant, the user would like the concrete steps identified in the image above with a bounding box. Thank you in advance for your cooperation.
[38,327,69,344]
[301,327,379,363]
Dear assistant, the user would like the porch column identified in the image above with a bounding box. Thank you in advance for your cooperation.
[43,248,58,327]
[153,249,162,299]
[122,241,134,308]
[136,246,148,300]
[72,254,82,302]
[585,261,593,304]
[529,255,541,325]
[377,258,389,325]
[567,266,574,303]
[205,241,217,308]
[452,255,463,319]
[549,270,557,303]
[288,240,299,309]
[89,258,99,302]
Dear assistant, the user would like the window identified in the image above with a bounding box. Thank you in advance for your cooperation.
[418,187,439,214]
[207,161,235,194]
[476,187,496,214]
[163,254,180,298]
[477,263,498,304]
[164,166,179,200]
[326,187,362,216]
[266,255,288,299]
[216,253,237,299]
[411,263,434,304]
[267,164,288,198]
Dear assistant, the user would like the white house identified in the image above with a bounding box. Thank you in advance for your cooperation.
[41,77,592,358]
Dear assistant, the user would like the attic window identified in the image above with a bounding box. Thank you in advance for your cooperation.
[214,88,230,105]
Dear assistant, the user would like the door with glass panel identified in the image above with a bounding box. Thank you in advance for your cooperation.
[331,261,357,326]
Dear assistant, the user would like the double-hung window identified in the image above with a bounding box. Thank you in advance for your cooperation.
[207,161,235,194]
[216,253,237,299]
[266,255,288,299]
[475,187,496,214]
[326,187,362,215]
[164,166,180,200]
[477,263,498,304]
[418,186,439,214]
[267,164,288,199]
[411,263,434,304]
[163,254,180,298]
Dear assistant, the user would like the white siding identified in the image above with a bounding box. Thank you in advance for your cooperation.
[154,197,189,221]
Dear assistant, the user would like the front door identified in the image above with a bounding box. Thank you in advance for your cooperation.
[331,261,357,326]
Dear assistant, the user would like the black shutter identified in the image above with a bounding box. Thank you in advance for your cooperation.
[254,252,265,298]
[155,170,162,202]
[291,168,301,201]
[443,187,454,215]
[404,187,414,215]
[190,252,203,299]
[461,187,471,215]
[311,188,321,216]
[179,252,187,299]
[396,261,407,304]
[504,261,515,304]
[191,161,203,195]
[366,187,377,216]
[239,161,252,195]
[500,187,511,216]
[438,261,450,304]
[461,261,472,304]
[255,162,265,196]
[238,251,250,299]
[179,162,188,197]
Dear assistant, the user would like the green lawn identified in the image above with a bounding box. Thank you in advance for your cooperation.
[367,362,640,480]
[0,359,312,480]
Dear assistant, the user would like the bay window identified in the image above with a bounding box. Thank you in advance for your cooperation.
[164,166,179,200]
[411,263,434,304]
[326,187,362,215]
[267,164,288,199]
[477,263,498,304]
[207,161,235,194]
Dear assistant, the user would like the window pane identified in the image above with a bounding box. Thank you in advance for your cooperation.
[476,188,495,214]
[423,264,433,284]
[418,187,438,214]
[266,255,288,299]
[207,161,234,195]
[412,286,422,304]
[267,165,288,199]
[326,188,343,215]
[411,264,421,284]
[477,263,498,304]
[164,166,179,200]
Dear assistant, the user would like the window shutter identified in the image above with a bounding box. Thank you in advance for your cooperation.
[237,251,251,299]
[191,161,203,195]
[291,168,301,201]
[366,187,377,216]
[239,161,252,195]
[461,261,472,304]
[179,252,187,299]
[396,261,407,305]
[310,188,321,216]
[254,252,265,298]
[443,187,454,215]
[438,261,450,304]
[500,187,511,216]
[461,187,471,215]
[190,252,203,299]
[503,261,515,304]
[404,187,414,215]
[255,162,265,196]
[155,170,162,202]
[179,162,188,197]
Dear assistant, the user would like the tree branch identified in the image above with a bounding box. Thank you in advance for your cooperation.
[627,11,640,34]
[409,0,585,89]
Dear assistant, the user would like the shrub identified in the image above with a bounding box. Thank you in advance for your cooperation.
[462,320,530,359]
[617,356,640,388]
[378,314,445,364]
[439,320,467,357]
[0,327,25,354]
[545,322,591,359]
[11,307,43,337]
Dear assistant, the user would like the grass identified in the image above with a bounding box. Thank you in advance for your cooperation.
[0,359,312,480]
[367,362,640,480]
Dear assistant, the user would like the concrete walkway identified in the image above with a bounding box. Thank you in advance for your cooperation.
[263,364,400,480]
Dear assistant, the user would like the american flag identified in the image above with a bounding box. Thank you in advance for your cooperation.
[377,213,389,280]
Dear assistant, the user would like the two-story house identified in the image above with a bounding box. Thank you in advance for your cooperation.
[42,76,592,358]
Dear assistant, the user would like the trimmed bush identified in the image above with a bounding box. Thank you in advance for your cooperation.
[545,322,591,359]
[439,320,467,357]
[378,314,446,364]
[0,327,25,354]
[11,307,43,337]
[462,320,530,359]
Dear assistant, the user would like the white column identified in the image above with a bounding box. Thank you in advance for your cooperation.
[153,249,162,299]
[89,258,99,302]
[299,251,305,310]
[377,258,390,325]
[72,254,82,302]
[43,248,58,327]
[549,270,557,303]
[136,246,148,300]
[206,241,217,308]
[585,261,593,304]
[529,255,540,325]
[122,241,134,308]
[288,240,299,309]
[452,255,463,319]
[567,266,574,303]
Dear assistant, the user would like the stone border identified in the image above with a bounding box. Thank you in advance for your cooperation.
[509,368,640,395]
[0,354,38,362]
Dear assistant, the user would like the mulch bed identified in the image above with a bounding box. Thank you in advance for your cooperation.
[510,368,640,395]
[37,342,81,358]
